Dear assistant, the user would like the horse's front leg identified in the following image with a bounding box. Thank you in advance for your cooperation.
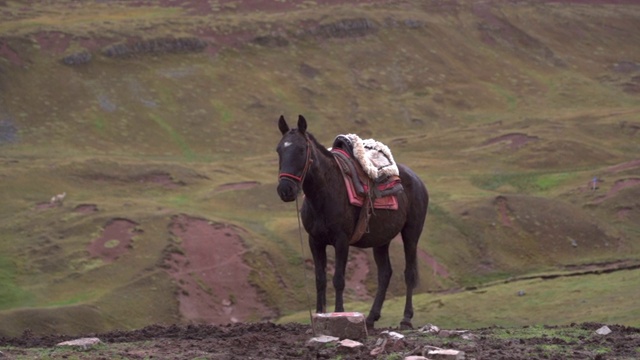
[366,243,392,329]
[332,238,350,312]
[309,238,327,313]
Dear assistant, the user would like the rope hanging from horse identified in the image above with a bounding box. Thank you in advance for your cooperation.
[295,195,316,335]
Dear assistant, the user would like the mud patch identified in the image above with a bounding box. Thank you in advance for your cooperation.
[73,204,99,214]
[165,214,275,324]
[87,218,139,263]
[5,321,638,359]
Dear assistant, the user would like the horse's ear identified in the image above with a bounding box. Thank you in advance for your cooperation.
[278,115,289,135]
[297,115,307,134]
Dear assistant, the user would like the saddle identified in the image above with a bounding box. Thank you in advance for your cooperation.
[331,134,404,244]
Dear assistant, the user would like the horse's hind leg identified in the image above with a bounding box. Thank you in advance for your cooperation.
[399,222,424,329]
[366,242,392,329]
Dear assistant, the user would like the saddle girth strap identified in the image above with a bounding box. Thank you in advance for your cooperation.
[351,182,373,245]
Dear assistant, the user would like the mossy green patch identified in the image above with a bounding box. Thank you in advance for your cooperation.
[0,257,33,310]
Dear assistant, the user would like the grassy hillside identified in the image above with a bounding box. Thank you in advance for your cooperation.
[1,0,639,336]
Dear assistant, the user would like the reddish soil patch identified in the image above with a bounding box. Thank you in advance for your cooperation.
[481,133,539,150]
[34,202,59,210]
[494,195,513,227]
[386,235,450,286]
[87,218,139,263]
[73,203,99,214]
[610,178,640,193]
[417,248,450,279]
[165,214,276,324]
[215,181,260,192]
[306,247,375,302]
[616,206,633,220]
[594,177,640,204]
[343,248,372,301]
[606,159,640,173]
[0,40,24,66]
[34,31,71,54]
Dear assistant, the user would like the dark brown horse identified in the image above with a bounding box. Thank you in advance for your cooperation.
[276,115,429,329]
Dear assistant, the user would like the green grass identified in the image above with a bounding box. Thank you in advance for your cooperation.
[279,268,640,329]
[0,257,33,310]
[148,114,196,160]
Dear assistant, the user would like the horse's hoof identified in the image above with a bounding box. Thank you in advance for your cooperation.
[400,321,413,330]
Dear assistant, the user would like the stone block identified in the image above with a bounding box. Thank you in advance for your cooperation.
[312,312,368,340]
[306,335,339,350]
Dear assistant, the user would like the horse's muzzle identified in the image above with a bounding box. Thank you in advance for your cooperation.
[277,179,298,202]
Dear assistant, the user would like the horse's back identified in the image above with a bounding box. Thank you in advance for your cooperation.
[398,163,428,208]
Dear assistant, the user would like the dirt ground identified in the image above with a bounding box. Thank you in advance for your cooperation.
[1,321,639,359]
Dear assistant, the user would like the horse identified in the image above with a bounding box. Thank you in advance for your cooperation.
[276,114,429,329]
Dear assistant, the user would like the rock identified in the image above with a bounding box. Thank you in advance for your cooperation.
[312,312,368,340]
[306,335,339,350]
[102,37,207,58]
[420,323,441,334]
[461,332,478,341]
[337,339,364,355]
[439,329,471,338]
[381,330,407,351]
[56,337,102,349]
[427,349,466,360]
[338,339,363,348]
[595,326,612,335]
[370,329,407,355]
[305,18,377,38]
[61,51,92,66]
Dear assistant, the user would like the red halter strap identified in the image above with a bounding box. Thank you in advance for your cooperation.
[278,137,312,185]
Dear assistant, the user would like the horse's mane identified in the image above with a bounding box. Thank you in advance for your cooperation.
[306,132,332,157]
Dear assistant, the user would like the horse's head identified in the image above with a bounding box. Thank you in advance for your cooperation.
[276,115,311,202]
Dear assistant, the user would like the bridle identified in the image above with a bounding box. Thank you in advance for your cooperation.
[278,135,313,188]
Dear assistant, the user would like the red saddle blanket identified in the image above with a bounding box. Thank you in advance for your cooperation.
[343,174,399,210]
[332,148,400,210]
